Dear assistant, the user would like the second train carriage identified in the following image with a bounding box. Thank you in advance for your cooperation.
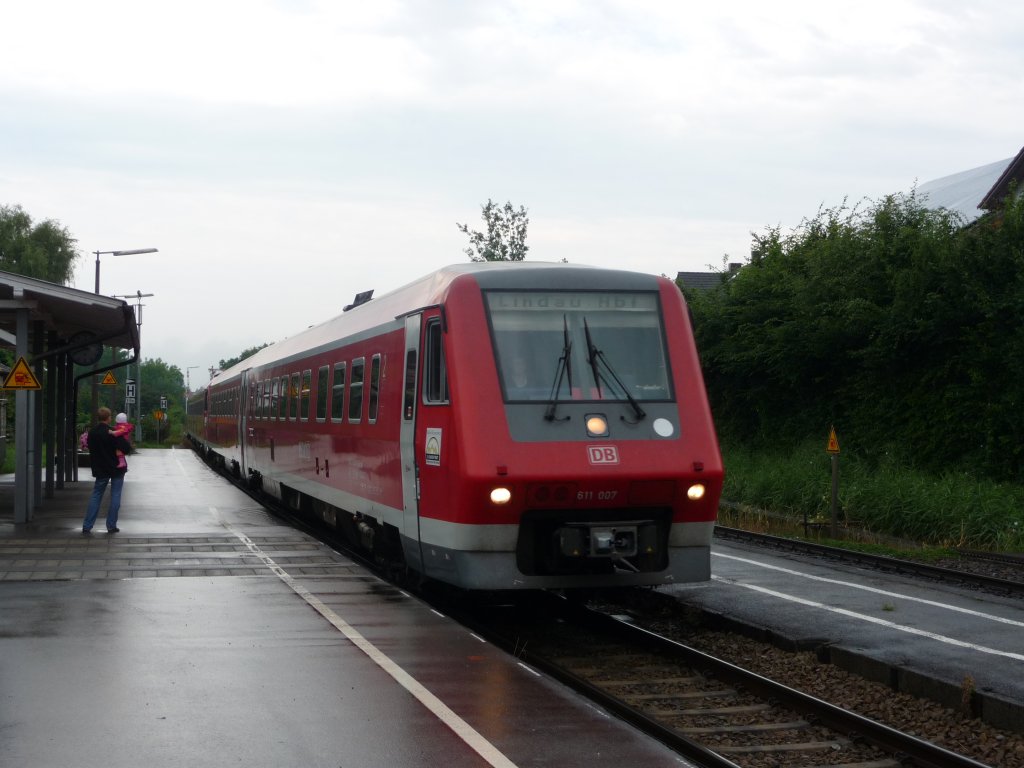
[186,262,722,590]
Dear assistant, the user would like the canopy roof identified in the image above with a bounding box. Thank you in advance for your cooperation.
[0,270,139,358]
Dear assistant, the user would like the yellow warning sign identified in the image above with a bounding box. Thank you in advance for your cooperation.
[3,357,42,390]
[826,425,840,455]
[101,371,118,386]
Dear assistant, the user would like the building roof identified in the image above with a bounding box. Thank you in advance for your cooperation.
[676,263,741,292]
[980,145,1024,211]
[676,271,725,291]
[916,157,1012,223]
[0,270,139,358]
[917,145,1024,223]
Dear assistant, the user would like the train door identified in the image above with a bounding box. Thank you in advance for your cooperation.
[238,368,251,479]
[415,310,455,579]
[400,314,423,571]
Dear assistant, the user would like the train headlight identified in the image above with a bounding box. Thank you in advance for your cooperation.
[686,483,706,501]
[585,414,609,437]
[490,487,512,505]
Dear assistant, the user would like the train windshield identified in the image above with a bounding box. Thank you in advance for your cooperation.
[485,291,673,403]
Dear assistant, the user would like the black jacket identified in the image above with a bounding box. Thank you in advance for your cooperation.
[87,423,131,479]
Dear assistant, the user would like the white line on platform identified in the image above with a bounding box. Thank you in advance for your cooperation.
[714,552,1024,628]
[224,522,520,768]
[711,574,1024,661]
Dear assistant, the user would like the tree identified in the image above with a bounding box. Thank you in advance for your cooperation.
[70,353,186,444]
[137,358,185,443]
[457,199,529,261]
[219,343,270,372]
[689,190,1024,481]
[0,204,79,284]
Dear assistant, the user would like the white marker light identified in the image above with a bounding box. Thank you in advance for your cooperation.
[490,487,512,504]
[687,484,706,501]
[586,414,609,437]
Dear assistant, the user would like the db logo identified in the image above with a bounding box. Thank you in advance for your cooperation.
[587,445,619,465]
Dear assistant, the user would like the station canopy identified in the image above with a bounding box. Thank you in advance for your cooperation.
[0,270,139,357]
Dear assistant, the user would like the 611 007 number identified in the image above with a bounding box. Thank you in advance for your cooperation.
[577,490,618,501]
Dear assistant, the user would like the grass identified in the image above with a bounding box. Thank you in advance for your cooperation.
[721,439,1024,552]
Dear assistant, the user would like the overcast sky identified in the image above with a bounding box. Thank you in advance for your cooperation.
[2,1,1021,388]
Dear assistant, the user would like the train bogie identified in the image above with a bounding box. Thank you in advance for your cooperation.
[186,262,722,590]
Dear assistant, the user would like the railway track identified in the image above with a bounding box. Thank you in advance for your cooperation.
[714,525,1024,597]
[439,591,992,768]
[199,453,1008,766]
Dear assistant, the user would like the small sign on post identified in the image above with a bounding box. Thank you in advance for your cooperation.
[826,426,840,455]
[826,425,840,537]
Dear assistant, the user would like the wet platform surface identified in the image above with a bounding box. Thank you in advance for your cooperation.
[0,448,693,768]
[667,540,1024,733]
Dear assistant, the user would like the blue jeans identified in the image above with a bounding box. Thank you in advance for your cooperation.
[83,474,125,531]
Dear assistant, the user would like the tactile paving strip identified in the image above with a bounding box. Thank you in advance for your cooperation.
[0,533,362,581]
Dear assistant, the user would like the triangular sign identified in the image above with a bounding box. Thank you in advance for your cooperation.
[826,426,840,455]
[101,372,118,386]
[3,357,42,390]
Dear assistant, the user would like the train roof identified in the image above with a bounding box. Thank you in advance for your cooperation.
[210,261,665,385]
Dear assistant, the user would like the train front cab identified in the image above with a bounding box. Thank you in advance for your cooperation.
[405,269,722,591]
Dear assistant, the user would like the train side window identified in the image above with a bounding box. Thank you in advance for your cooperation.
[424,319,449,404]
[331,363,346,421]
[300,369,312,421]
[289,373,300,420]
[349,357,364,422]
[402,350,417,420]
[316,365,329,421]
[262,380,271,419]
[271,378,279,421]
[368,354,381,423]
[279,375,289,419]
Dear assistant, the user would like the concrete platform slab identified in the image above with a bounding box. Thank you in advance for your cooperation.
[1,449,695,767]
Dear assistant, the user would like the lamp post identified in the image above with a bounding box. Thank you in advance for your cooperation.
[113,291,153,442]
[94,248,158,295]
[89,248,158,422]
[185,366,199,432]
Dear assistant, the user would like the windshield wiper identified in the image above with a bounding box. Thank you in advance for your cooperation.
[544,315,573,422]
[583,317,646,421]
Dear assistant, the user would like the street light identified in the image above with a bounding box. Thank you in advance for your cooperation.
[94,248,158,294]
[88,247,156,433]
[185,366,199,429]
[112,291,153,432]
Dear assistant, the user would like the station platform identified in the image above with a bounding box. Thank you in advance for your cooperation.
[0,448,692,768]
[666,538,1024,734]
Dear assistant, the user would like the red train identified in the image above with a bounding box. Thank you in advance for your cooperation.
[186,262,722,590]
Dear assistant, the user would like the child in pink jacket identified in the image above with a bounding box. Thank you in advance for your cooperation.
[112,412,135,470]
